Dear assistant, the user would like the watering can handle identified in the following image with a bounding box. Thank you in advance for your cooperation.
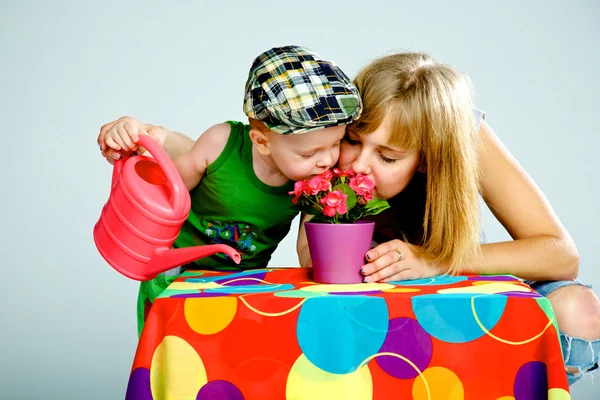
[111,152,129,190]
[110,135,187,217]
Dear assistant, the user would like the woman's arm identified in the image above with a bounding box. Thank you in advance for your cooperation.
[474,120,579,280]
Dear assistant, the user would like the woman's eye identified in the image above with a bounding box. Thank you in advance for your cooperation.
[379,153,397,164]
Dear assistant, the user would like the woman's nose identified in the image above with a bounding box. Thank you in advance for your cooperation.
[351,151,371,175]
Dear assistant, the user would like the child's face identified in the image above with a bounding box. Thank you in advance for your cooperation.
[338,112,421,200]
[268,125,346,181]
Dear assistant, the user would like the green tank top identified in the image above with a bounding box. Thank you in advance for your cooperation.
[174,121,298,270]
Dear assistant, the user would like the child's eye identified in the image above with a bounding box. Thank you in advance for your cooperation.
[343,136,360,145]
[300,153,315,159]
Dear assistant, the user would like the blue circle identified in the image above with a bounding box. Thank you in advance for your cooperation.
[297,295,389,374]
[390,275,468,286]
[412,293,507,343]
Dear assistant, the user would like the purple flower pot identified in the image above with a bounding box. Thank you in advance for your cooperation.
[305,221,375,284]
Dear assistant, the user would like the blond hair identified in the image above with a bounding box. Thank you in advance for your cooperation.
[350,52,481,274]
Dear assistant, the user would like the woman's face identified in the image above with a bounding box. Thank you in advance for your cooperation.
[338,112,422,200]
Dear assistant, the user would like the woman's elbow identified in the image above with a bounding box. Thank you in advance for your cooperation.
[557,236,579,280]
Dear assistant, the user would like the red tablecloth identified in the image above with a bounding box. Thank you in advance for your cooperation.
[125,268,570,399]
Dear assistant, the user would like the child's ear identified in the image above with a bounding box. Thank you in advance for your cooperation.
[249,128,272,156]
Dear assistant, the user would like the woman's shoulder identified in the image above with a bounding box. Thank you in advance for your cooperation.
[473,108,486,131]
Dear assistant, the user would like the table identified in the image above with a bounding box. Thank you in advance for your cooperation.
[125,268,570,400]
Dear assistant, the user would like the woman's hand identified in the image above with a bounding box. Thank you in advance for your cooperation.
[361,239,446,282]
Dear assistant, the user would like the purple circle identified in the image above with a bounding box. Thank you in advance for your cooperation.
[125,368,153,400]
[215,272,267,286]
[376,317,433,379]
[331,291,381,296]
[470,276,518,282]
[197,380,244,400]
[220,278,264,286]
[171,292,230,298]
[500,291,541,298]
[514,361,548,400]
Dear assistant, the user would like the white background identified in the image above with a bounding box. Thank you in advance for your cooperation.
[1,1,598,398]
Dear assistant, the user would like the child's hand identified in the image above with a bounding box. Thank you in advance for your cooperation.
[97,116,167,163]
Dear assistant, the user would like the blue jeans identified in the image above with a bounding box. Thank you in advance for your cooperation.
[527,279,600,386]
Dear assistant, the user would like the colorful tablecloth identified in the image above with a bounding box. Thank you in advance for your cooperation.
[125,268,570,400]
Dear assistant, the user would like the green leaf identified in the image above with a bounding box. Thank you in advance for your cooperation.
[333,183,357,210]
[347,207,365,222]
[293,201,323,217]
[361,199,390,217]
[309,214,328,223]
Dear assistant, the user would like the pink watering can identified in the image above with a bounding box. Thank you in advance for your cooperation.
[93,135,241,281]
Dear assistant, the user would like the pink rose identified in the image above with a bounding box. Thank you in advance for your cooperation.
[319,190,348,217]
[303,175,331,195]
[320,169,334,181]
[349,174,374,201]
[333,168,356,178]
[289,180,305,204]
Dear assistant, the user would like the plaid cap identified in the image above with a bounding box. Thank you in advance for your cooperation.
[243,45,362,135]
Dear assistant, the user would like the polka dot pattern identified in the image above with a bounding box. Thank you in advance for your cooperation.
[125,269,570,399]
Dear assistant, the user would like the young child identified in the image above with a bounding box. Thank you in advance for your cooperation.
[98,45,362,335]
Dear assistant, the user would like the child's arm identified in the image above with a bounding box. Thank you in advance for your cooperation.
[296,214,314,268]
[173,123,231,191]
[97,116,194,163]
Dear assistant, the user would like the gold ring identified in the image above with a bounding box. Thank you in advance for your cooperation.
[395,247,403,260]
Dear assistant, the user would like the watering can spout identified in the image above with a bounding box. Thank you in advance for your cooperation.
[146,244,242,279]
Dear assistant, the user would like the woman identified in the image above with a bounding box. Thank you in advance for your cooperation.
[295,52,599,386]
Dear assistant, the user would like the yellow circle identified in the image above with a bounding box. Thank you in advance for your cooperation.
[383,288,421,293]
[437,282,531,295]
[301,282,394,293]
[496,397,515,400]
[150,335,207,399]
[472,281,519,286]
[286,354,373,399]
[169,281,222,290]
[548,388,571,400]
[184,297,237,334]
[412,366,464,400]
